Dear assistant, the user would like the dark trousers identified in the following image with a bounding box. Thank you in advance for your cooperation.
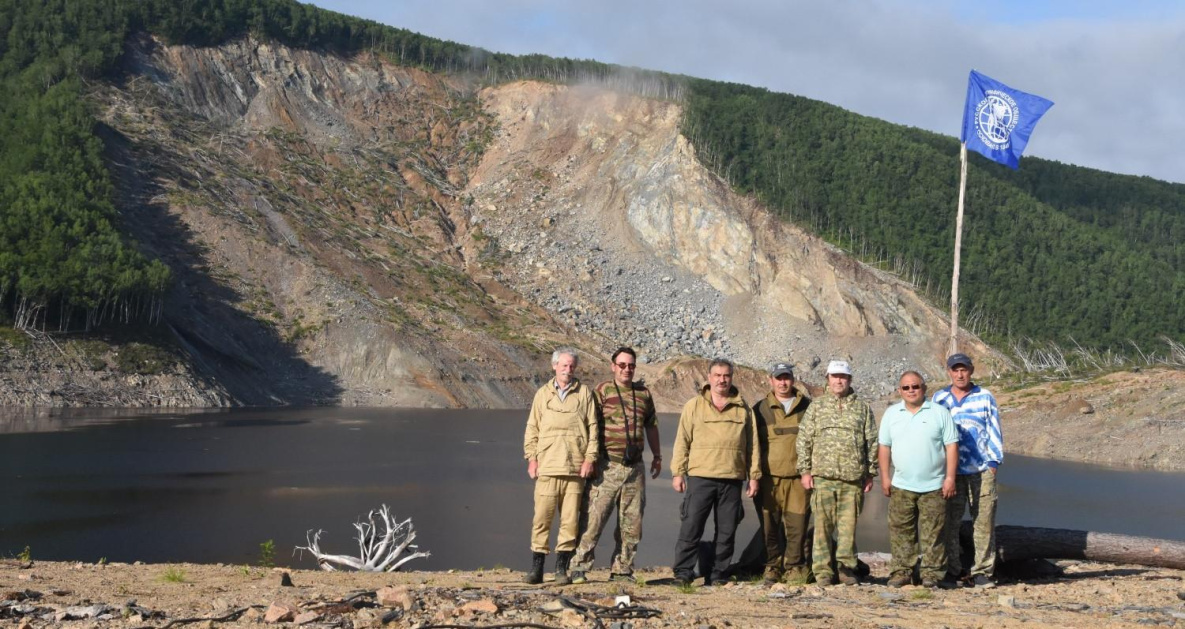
[672,477,743,581]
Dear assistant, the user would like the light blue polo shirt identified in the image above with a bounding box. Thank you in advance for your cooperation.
[878,400,958,493]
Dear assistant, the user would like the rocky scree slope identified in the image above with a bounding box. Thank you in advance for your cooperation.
[466,82,998,398]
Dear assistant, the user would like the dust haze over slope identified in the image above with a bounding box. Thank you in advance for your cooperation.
[4,36,997,408]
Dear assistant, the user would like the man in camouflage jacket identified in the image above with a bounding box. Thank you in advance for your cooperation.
[569,347,662,584]
[797,360,878,585]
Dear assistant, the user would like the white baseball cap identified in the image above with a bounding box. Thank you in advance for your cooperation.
[826,360,852,376]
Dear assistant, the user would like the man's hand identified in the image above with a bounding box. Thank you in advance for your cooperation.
[527,459,539,480]
[746,479,758,498]
[672,476,686,493]
[862,476,875,493]
[580,461,594,479]
[800,473,814,490]
[881,477,892,497]
[989,466,998,475]
[650,457,662,479]
[941,475,956,499]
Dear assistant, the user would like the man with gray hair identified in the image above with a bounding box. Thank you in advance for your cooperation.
[671,358,761,586]
[522,348,599,585]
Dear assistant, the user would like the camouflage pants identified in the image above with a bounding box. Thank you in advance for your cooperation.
[810,477,864,581]
[758,475,810,574]
[572,459,645,574]
[888,487,948,582]
[530,475,585,554]
[944,470,998,577]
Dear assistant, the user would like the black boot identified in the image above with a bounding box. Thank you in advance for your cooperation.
[524,552,545,584]
[554,551,574,585]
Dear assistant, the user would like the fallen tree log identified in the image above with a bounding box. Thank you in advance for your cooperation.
[734,522,1185,575]
[982,524,1185,570]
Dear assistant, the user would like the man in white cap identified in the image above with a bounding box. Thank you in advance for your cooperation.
[797,360,878,585]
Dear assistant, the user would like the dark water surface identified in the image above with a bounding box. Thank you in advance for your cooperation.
[2,407,1183,571]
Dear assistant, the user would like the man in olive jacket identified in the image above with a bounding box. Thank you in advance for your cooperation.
[797,360,878,586]
[671,358,761,586]
[523,348,599,585]
[752,361,812,584]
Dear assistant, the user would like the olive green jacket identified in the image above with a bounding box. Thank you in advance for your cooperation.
[523,378,600,477]
[753,389,811,478]
[671,385,762,481]
[796,388,878,482]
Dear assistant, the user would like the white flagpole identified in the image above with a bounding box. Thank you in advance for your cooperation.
[949,143,968,355]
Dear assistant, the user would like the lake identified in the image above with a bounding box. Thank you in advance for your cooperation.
[2,407,1183,571]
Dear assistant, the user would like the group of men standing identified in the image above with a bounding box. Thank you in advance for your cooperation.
[522,348,1002,589]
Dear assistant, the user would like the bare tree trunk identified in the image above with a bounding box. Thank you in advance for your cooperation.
[982,524,1185,570]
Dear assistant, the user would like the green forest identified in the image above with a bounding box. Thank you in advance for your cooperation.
[1,0,1181,351]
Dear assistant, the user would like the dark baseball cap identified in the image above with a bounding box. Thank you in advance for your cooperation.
[946,353,974,369]
[769,362,794,377]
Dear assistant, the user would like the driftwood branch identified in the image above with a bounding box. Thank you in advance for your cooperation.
[296,504,430,572]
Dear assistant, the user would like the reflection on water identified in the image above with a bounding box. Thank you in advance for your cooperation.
[1,408,1183,571]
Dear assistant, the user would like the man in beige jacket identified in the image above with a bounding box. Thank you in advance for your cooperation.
[752,361,812,584]
[523,348,599,585]
[671,358,761,586]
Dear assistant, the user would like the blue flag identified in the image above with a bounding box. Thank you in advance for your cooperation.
[960,70,1053,169]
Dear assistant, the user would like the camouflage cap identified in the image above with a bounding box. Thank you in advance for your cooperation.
[769,362,794,377]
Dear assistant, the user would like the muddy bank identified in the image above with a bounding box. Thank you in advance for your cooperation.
[2,558,1183,628]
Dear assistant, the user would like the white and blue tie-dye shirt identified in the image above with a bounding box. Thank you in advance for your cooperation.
[932,384,1003,475]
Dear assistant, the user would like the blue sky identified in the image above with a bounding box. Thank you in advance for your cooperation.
[308,0,1185,184]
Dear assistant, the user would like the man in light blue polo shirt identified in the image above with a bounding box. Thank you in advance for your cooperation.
[878,371,958,589]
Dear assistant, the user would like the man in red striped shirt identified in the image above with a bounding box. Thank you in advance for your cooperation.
[569,347,663,583]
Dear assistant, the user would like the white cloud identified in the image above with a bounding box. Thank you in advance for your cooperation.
[311,0,1185,183]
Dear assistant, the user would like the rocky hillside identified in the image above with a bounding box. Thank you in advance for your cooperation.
[1,36,999,408]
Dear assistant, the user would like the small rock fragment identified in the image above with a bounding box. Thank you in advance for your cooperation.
[998,595,1017,608]
[294,611,320,624]
[460,599,499,614]
[376,585,414,611]
[264,601,297,623]
[279,572,294,587]
[559,608,585,628]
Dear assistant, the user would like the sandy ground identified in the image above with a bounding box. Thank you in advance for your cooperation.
[3,557,1184,629]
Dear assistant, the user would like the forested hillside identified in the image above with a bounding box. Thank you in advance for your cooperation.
[680,81,1185,349]
[1,0,1181,351]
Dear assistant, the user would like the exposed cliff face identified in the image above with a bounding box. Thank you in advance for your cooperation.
[2,36,1000,408]
[467,83,997,396]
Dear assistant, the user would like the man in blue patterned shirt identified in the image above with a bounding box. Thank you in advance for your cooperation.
[932,353,1002,588]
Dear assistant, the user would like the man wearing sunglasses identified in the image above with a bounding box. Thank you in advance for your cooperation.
[752,362,813,585]
[797,360,878,586]
[569,347,662,584]
[878,371,958,589]
[933,353,1003,589]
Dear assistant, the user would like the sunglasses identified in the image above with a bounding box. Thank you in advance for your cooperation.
[900,384,923,391]
[615,362,636,370]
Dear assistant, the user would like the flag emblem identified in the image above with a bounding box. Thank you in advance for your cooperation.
[960,70,1053,169]
[973,91,1018,150]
